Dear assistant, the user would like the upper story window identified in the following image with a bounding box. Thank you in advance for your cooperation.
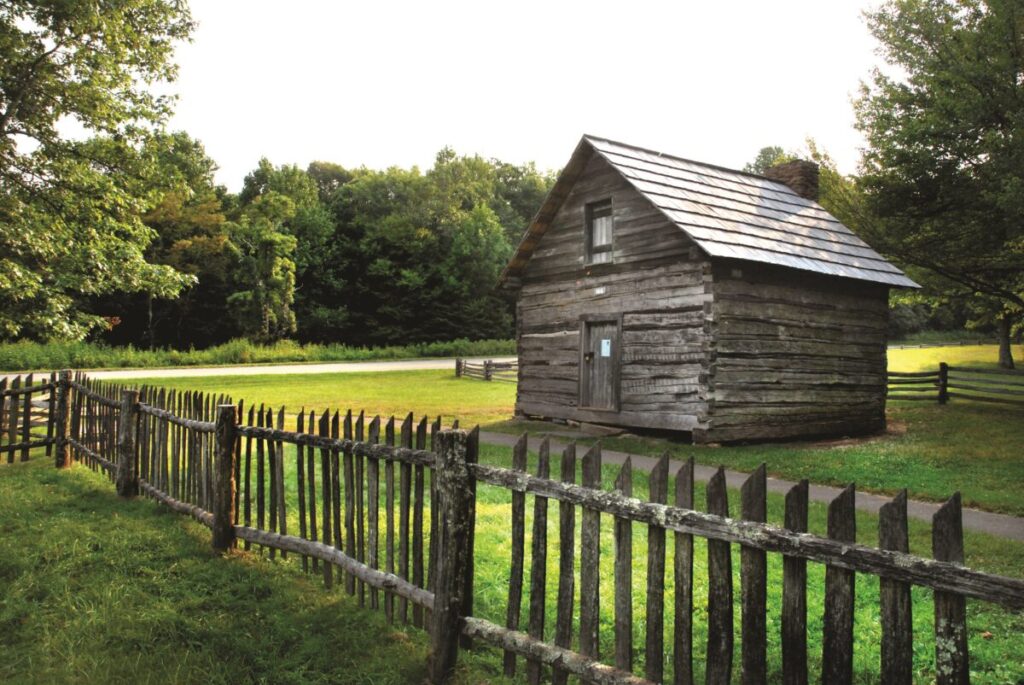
[586,199,613,264]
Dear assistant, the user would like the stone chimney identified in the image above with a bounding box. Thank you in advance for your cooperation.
[764,160,819,201]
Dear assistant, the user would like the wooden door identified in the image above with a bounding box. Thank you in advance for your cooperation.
[580,319,620,410]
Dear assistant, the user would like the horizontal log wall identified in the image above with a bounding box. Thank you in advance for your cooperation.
[517,154,712,432]
[701,261,890,443]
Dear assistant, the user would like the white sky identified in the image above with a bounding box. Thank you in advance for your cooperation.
[167,0,885,191]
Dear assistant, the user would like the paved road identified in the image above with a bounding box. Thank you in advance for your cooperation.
[480,431,1024,542]
[2,356,518,381]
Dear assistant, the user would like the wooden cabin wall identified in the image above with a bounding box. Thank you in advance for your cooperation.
[516,153,712,431]
[700,261,889,443]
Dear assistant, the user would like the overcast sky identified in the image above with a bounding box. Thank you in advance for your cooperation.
[167,0,885,190]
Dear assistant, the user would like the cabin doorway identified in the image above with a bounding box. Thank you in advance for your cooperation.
[580,318,620,410]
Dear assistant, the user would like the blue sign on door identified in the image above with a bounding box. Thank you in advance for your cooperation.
[600,339,612,357]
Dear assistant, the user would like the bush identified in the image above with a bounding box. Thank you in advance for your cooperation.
[0,338,516,372]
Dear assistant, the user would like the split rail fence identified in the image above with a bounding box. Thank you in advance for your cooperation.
[7,370,1024,684]
[888,362,1024,407]
[455,358,517,382]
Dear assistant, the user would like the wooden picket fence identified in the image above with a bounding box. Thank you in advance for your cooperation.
[888,362,1024,407]
[0,372,57,462]
[13,370,1024,684]
[455,358,518,382]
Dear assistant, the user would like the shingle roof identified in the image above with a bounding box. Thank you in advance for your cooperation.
[500,135,918,288]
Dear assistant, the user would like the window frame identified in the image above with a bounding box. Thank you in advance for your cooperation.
[585,198,614,265]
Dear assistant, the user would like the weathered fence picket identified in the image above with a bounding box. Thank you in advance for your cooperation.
[782,480,809,685]
[503,433,528,677]
[705,467,733,685]
[526,438,550,685]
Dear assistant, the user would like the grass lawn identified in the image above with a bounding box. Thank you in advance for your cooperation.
[469,443,1024,685]
[0,457,506,685]
[887,343,1023,372]
[128,369,515,428]
[3,440,1022,684]
[128,344,1024,516]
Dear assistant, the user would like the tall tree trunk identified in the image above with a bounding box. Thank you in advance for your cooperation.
[146,294,155,350]
[998,313,1015,369]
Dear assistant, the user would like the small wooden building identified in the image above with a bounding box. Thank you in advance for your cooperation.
[499,136,917,443]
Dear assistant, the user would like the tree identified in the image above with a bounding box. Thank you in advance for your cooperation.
[855,0,1024,367]
[228,193,298,343]
[0,0,196,340]
[743,146,795,175]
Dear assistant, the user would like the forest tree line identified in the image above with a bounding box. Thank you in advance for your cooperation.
[90,136,554,349]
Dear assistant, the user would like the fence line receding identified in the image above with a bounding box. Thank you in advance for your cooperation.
[5,370,1024,685]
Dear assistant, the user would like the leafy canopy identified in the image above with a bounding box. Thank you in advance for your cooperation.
[0,0,196,340]
[855,0,1024,363]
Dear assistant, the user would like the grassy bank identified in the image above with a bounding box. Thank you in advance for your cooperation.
[0,337,515,372]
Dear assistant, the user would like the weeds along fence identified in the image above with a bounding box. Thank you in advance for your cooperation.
[455,358,517,382]
[888,362,1024,407]
[13,370,1024,684]
[0,372,57,462]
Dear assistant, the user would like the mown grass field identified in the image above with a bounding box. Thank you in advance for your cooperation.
[2,439,1022,684]
[128,368,515,427]
[2,343,1019,683]
[128,344,1024,515]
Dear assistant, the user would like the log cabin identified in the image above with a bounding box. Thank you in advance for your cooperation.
[499,135,918,443]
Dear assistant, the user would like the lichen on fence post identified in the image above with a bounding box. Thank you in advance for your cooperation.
[54,370,72,468]
[212,404,238,552]
[428,429,475,684]
[115,389,140,497]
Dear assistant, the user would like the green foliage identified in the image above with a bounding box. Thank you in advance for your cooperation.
[0,0,197,341]
[855,0,1024,365]
[228,193,299,343]
[0,337,515,371]
[742,145,794,174]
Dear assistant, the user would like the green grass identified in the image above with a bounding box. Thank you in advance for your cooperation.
[888,344,1022,372]
[128,346,1023,516]
[0,457,508,685]
[0,337,515,372]
[5,343,1021,683]
[468,443,1024,685]
[129,369,515,428]
[4,440,1022,684]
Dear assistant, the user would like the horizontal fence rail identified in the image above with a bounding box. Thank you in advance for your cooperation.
[455,358,517,382]
[888,362,1024,407]
[10,370,1024,684]
[887,340,995,349]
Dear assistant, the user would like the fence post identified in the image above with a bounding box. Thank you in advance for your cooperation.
[115,389,140,497]
[212,404,237,552]
[484,360,493,382]
[455,359,463,378]
[54,370,71,468]
[428,429,475,684]
[938,363,949,404]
